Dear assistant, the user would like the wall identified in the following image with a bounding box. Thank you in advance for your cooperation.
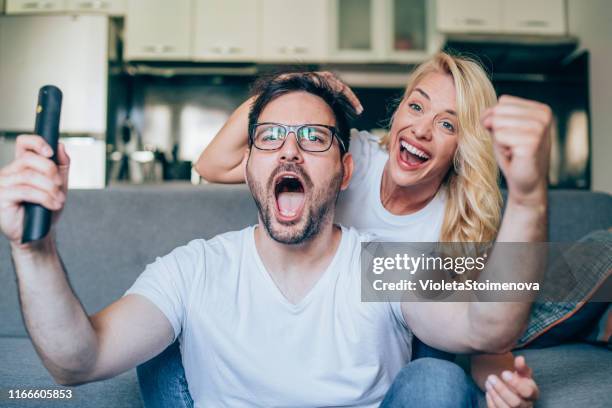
[568,0,612,194]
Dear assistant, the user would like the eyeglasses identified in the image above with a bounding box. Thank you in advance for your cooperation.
[249,122,345,153]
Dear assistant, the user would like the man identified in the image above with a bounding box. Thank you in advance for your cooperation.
[0,74,548,407]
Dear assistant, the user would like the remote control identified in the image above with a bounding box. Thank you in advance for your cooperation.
[22,85,63,244]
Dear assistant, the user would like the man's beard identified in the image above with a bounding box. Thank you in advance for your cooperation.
[247,161,343,245]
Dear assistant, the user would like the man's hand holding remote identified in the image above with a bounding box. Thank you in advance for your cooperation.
[0,134,69,250]
[0,134,173,386]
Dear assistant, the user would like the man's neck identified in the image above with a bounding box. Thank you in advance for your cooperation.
[254,221,342,304]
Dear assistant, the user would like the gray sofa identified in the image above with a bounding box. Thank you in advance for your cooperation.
[0,184,610,408]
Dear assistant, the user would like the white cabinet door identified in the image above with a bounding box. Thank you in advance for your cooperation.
[436,0,501,33]
[0,15,107,134]
[502,0,566,35]
[192,0,258,61]
[124,0,191,60]
[260,0,328,61]
[329,0,384,61]
[65,0,125,15]
[5,0,66,13]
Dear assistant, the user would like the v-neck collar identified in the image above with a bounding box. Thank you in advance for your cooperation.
[248,225,347,312]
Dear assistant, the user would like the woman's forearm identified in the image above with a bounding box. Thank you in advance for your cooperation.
[467,197,547,352]
[195,96,255,183]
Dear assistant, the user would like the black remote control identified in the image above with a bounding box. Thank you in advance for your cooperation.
[22,85,63,244]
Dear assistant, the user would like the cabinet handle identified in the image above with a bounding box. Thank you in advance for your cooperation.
[519,20,549,28]
[461,18,486,26]
[142,45,175,54]
[22,2,41,9]
[210,46,242,55]
[77,1,110,9]
[278,46,308,55]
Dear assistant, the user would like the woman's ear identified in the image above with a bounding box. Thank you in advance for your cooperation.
[340,153,354,190]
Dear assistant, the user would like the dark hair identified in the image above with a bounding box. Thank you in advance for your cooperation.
[248,72,356,155]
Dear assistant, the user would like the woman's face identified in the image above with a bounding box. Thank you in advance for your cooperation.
[387,72,459,189]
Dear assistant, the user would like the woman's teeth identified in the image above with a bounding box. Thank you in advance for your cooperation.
[400,140,430,160]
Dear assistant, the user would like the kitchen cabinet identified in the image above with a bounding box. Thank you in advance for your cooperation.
[436,0,501,33]
[65,0,125,15]
[0,15,108,133]
[329,0,384,61]
[330,0,436,63]
[6,0,125,14]
[436,0,566,35]
[124,0,191,60]
[260,0,328,61]
[387,0,438,62]
[501,0,566,35]
[192,0,258,61]
[5,0,66,13]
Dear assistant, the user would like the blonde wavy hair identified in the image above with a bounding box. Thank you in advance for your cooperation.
[381,52,502,243]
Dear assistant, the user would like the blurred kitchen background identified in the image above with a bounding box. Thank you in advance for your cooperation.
[0,0,610,192]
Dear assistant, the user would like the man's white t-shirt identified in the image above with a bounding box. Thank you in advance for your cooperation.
[336,130,446,242]
[125,225,412,407]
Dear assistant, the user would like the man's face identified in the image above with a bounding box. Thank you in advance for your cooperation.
[246,91,352,245]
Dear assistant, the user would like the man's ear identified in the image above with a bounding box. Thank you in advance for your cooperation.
[340,152,353,191]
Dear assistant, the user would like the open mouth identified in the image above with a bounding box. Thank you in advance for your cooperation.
[398,139,431,169]
[274,173,306,222]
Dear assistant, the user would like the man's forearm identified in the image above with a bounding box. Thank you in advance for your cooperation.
[467,193,547,352]
[11,236,98,384]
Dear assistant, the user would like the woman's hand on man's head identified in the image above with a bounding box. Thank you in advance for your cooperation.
[278,71,364,115]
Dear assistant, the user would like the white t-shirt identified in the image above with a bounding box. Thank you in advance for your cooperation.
[125,225,412,408]
[336,130,446,242]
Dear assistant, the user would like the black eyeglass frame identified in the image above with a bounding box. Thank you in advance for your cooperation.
[249,122,346,153]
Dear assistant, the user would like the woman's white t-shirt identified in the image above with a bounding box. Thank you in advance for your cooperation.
[336,130,446,242]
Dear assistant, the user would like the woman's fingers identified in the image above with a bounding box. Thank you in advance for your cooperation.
[514,356,532,378]
[318,71,363,114]
[487,375,521,407]
[503,370,539,401]
[487,385,511,408]
[486,392,496,408]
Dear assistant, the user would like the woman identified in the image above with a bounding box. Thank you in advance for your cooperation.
[196,52,544,407]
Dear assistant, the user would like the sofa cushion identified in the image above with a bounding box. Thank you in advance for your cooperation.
[514,343,612,408]
[0,337,143,407]
[0,184,257,337]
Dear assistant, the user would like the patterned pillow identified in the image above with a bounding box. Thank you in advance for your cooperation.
[516,230,611,349]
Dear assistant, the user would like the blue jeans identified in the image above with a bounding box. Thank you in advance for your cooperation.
[137,341,481,407]
[137,341,193,408]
